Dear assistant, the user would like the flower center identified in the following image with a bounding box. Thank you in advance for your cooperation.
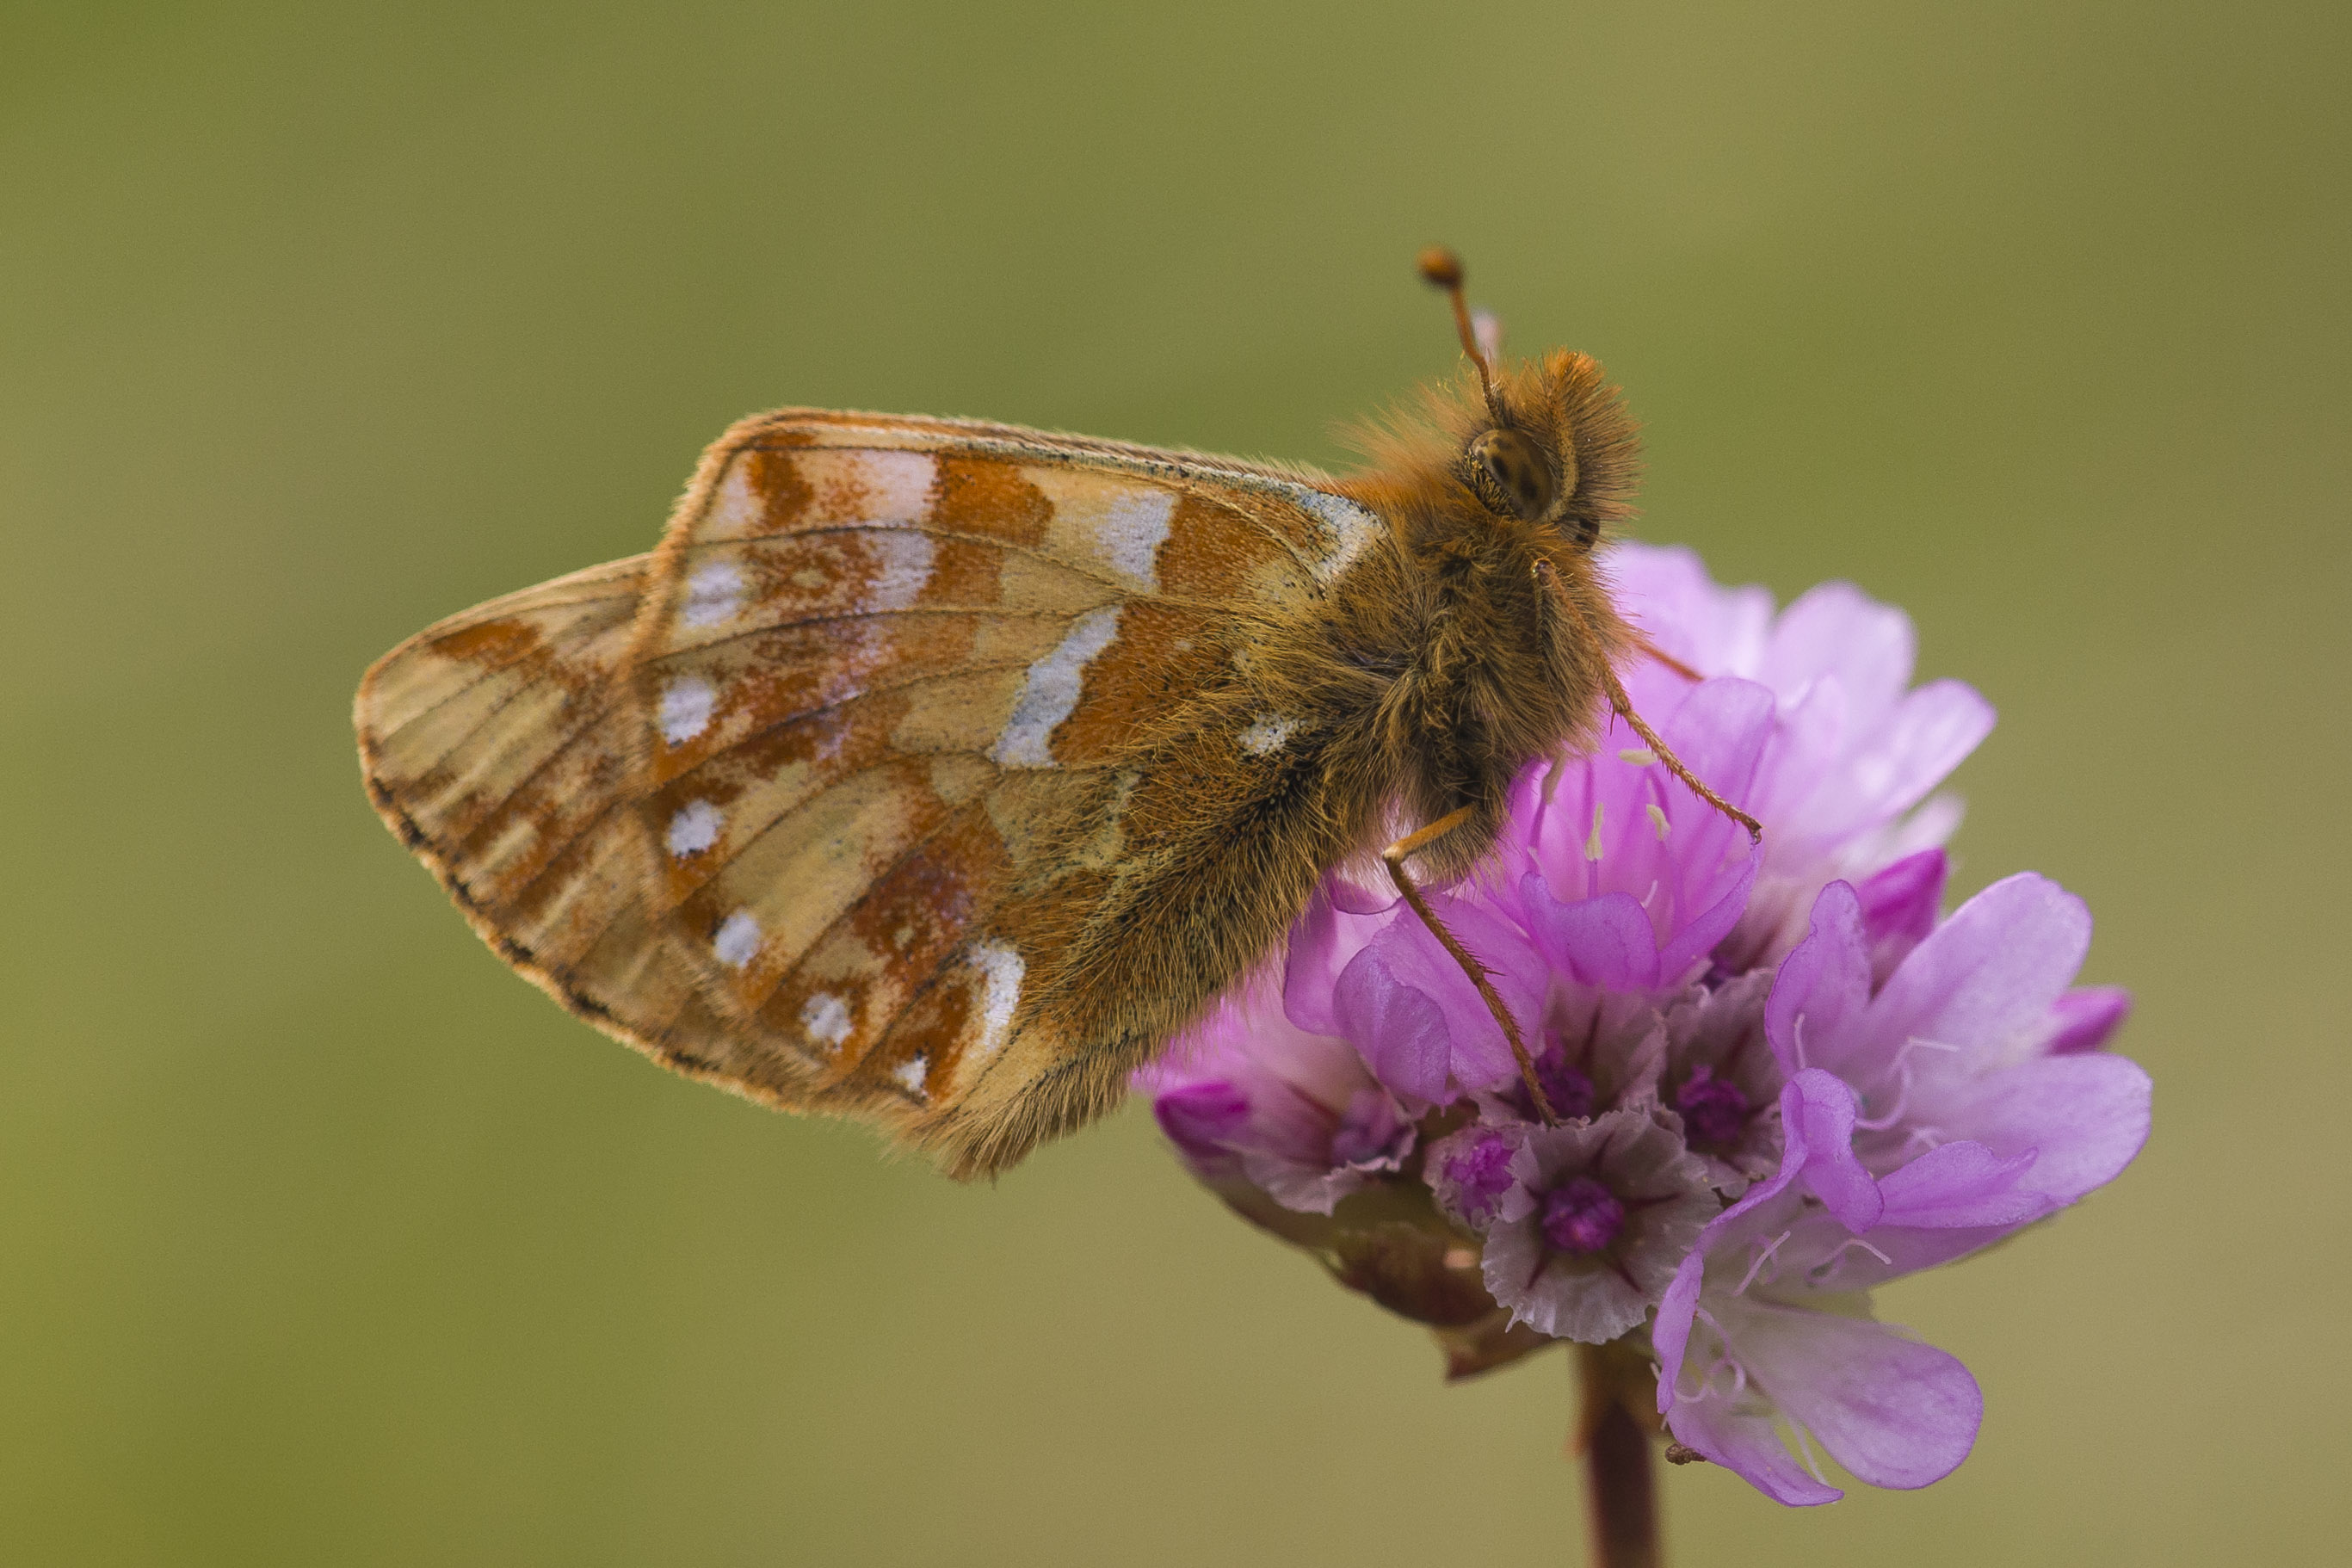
[1540,1176,1625,1255]
[1437,1130,1518,1225]
[1676,1067,1750,1148]
[1532,1042,1596,1120]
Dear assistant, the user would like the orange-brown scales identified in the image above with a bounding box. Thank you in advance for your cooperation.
[355,252,1741,1181]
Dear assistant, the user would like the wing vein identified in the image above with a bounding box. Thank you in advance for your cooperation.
[742,432,1339,589]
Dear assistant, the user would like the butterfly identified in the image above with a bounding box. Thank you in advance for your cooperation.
[355,251,1756,1179]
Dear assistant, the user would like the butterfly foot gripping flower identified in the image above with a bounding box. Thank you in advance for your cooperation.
[1141,542,2149,1544]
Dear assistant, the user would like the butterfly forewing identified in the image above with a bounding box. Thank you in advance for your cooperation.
[614,411,1386,1169]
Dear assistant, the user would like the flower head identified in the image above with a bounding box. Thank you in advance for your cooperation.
[1135,543,2146,1507]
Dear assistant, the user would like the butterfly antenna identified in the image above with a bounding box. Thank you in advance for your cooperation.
[1417,246,1504,422]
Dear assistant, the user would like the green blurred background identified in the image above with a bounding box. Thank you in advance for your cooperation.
[4,2,2346,1562]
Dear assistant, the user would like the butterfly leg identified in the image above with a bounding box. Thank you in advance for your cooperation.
[1382,808,1560,1123]
[1535,560,1763,845]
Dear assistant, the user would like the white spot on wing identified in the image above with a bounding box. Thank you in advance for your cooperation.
[666,799,722,858]
[848,450,936,522]
[658,676,717,744]
[891,1053,929,1098]
[1298,491,1381,584]
[991,607,1122,769]
[860,531,935,612]
[800,991,853,1051]
[1095,488,1176,589]
[705,460,765,536]
[713,909,762,969]
[1238,714,1295,756]
[681,560,744,628]
[966,941,1025,1070]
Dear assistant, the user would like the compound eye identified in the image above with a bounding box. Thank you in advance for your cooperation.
[1465,428,1557,522]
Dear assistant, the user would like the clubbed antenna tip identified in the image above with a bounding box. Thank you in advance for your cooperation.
[1416,246,1497,415]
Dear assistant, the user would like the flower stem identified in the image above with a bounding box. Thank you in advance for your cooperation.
[1576,1343,1662,1568]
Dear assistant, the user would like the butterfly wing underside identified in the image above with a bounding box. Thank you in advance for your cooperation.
[354,554,786,1103]
[358,410,1389,1173]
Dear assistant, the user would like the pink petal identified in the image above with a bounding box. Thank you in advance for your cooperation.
[1855,849,1947,984]
[1651,1252,1705,1414]
[1940,1052,2153,1204]
[1330,948,1452,1104]
[1664,1071,1880,1311]
[1657,852,1756,981]
[1523,884,1659,991]
[1761,581,1917,725]
[1666,1392,1845,1507]
[1875,1140,2051,1228]
[1719,1297,1982,1491]
[1806,1219,2018,1285]
[1602,543,1775,677]
[1765,882,1873,1077]
[1152,1081,1249,1163]
[1867,873,2090,1053]
[1783,1068,1882,1232]
[1330,897,1546,1102]
[1832,678,1997,832]
[2046,985,2133,1053]
[1655,677,1777,817]
[1282,882,1393,1036]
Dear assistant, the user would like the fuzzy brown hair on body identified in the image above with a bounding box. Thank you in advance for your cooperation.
[935,353,1654,1172]
[355,256,1751,1181]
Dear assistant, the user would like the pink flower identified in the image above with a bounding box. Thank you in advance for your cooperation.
[1141,994,1415,1217]
[1478,1111,1719,1342]
[1133,542,2147,1509]
[1296,669,1775,1110]
[1653,1071,2057,1503]
[1765,874,2151,1202]
[1424,1120,1535,1231]
[1655,971,1784,1195]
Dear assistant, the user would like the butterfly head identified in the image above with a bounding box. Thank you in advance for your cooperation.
[1415,248,1639,552]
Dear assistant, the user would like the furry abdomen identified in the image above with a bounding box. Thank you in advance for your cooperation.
[977,508,1627,1159]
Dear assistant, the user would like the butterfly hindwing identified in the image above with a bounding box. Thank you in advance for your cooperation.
[357,554,649,954]
[354,556,833,1111]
